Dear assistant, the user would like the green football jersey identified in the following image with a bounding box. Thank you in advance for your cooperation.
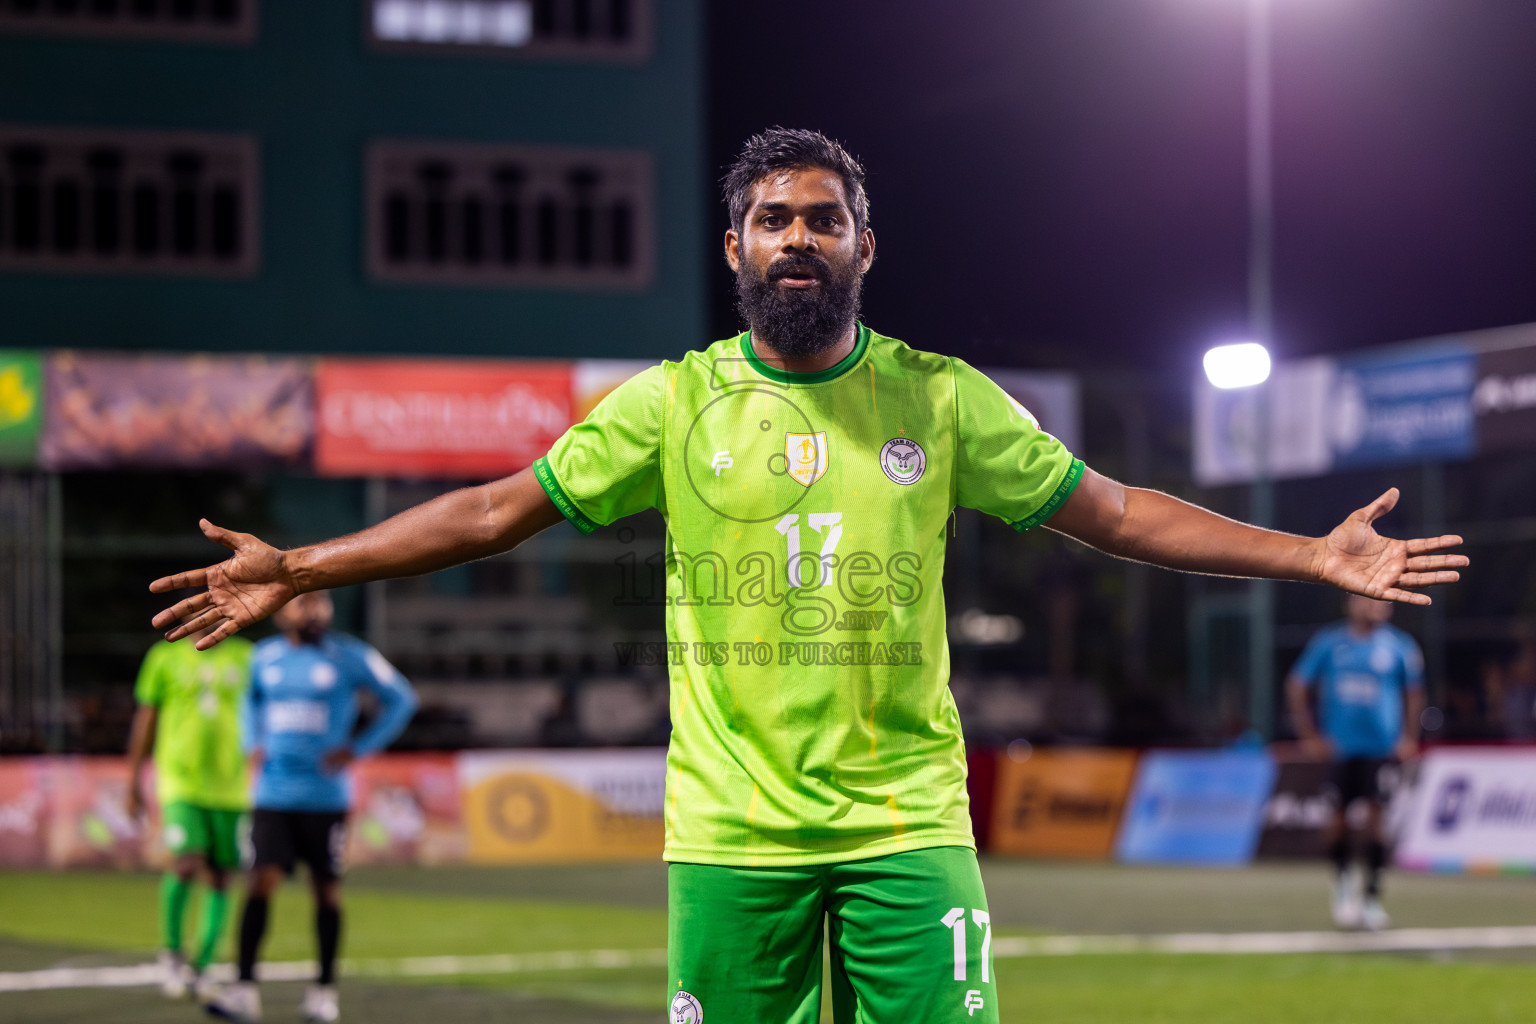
[536,325,1081,865]
[134,636,254,810]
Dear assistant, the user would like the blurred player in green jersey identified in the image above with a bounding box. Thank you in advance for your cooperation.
[151,128,1467,1024]
[127,629,254,999]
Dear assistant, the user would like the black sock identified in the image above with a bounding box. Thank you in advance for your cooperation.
[316,904,342,986]
[238,897,269,983]
[1328,836,1350,877]
[1364,840,1387,897]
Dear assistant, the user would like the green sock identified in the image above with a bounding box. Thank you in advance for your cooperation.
[194,888,231,971]
[159,874,192,953]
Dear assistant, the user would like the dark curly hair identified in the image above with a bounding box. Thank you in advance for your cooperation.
[722,127,870,237]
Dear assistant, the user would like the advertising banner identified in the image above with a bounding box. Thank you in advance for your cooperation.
[1473,342,1536,454]
[1330,344,1476,469]
[0,350,44,466]
[1255,756,1335,859]
[1115,750,1276,866]
[1396,748,1536,873]
[315,359,572,479]
[41,351,312,470]
[41,758,152,869]
[990,749,1138,859]
[0,759,48,866]
[346,753,466,866]
[1193,358,1334,486]
[459,749,665,864]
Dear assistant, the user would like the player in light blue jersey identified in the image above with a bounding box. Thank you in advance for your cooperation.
[206,592,416,1024]
[1287,595,1424,932]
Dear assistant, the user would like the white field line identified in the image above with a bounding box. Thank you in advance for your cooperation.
[0,948,669,994]
[6,926,1536,994]
[991,926,1536,957]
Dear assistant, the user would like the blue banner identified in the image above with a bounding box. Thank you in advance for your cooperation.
[1115,750,1277,866]
[1330,344,1476,469]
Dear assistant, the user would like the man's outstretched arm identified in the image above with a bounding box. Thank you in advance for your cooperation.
[1045,466,1466,603]
[151,467,566,649]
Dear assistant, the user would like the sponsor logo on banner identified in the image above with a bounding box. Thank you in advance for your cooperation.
[42,352,311,470]
[1255,758,1335,859]
[1331,344,1476,469]
[1396,748,1536,872]
[0,350,43,467]
[315,359,572,479]
[1474,342,1536,454]
[0,760,47,866]
[1115,750,1276,866]
[989,749,1138,859]
[346,753,466,866]
[458,749,665,864]
[40,758,149,869]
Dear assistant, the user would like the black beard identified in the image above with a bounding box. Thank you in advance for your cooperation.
[735,253,862,359]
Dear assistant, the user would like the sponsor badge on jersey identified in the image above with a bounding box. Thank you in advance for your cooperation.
[785,432,828,488]
[880,437,926,485]
[670,990,703,1023]
[311,662,338,689]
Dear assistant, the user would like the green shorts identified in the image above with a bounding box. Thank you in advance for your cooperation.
[161,802,244,871]
[668,845,997,1024]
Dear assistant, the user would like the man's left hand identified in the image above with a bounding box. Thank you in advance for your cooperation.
[1314,489,1467,605]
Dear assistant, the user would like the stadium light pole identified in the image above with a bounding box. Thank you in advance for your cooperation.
[1244,0,1277,741]
[1201,0,1279,742]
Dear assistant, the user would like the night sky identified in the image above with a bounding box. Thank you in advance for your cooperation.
[706,1,1536,377]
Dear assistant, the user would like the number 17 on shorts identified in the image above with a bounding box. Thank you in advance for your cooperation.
[942,907,992,1017]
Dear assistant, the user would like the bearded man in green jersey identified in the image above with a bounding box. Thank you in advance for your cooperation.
[150,128,1468,1024]
[127,629,254,1000]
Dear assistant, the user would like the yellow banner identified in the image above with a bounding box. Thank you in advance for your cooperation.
[459,750,665,864]
[990,749,1138,859]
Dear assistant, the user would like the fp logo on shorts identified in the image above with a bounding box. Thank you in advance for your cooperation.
[965,989,985,1016]
[670,990,703,1023]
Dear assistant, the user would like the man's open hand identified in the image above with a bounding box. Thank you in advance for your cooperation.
[150,519,296,649]
[1313,488,1467,605]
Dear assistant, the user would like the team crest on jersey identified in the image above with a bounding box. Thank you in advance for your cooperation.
[670,990,703,1023]
[785,432,828,487]
[880,437,926,485]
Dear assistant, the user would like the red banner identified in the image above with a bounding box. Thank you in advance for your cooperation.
[41,758,151,869]
[0,759,48,866]
[315,359,572,479]
[346,753,466,866]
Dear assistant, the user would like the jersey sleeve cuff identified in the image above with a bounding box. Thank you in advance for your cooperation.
[1009,457,1085,532]
[533,456,600,535]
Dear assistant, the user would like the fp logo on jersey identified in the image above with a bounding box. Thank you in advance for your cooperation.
[785,432,828,487]
[670,990,703,1023]
[880,437,926,485]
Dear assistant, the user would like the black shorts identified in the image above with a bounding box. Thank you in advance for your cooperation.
[250,809,348,881]
[1327,757,1393,807]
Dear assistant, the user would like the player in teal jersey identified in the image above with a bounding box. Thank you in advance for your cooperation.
[127,631,254,1000]
[151,129,1467,1024]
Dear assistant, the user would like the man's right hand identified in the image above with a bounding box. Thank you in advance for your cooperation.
[1300,734,1333,759]
[150,519,297,649]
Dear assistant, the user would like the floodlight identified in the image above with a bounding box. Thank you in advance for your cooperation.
[1203,342,1271,389]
